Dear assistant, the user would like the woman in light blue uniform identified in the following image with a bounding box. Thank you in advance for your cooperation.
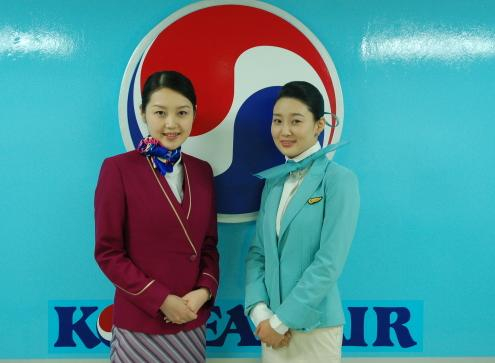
[245,81,360,363]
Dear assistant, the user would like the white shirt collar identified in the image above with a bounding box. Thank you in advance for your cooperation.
[286,142,321,163]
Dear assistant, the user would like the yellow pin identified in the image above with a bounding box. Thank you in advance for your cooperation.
[308,197,323,205]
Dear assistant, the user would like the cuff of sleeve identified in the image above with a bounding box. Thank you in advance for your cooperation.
[119,279,170,318]
[245,283,269,316]
[269,314,289,334]
[249,302,274,327]
[196,272,219,300]
[275,302,321,330]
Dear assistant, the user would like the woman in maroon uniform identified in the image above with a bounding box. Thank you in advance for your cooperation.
[95,71,219,362]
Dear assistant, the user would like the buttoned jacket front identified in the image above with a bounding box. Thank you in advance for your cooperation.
[245,157,359,331]
[94,150,219,334]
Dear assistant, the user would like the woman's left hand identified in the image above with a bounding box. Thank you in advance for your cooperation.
[182,288,210,314]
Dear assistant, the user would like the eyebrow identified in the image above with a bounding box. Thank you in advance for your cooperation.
[273,112,305,117]
[150,104,192,109]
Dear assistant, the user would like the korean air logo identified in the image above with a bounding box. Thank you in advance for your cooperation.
[50,300,422,353]
[119,0,344,222]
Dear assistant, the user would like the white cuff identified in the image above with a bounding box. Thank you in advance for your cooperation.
[269,314,289,334]
[249,302,274,327]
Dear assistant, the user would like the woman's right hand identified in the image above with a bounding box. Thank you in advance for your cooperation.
[160,294,197,324]
[256,319,291,348]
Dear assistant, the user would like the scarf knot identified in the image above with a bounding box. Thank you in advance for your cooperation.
[137,136,181,176]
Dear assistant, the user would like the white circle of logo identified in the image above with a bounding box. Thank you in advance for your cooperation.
[119,1,344,223]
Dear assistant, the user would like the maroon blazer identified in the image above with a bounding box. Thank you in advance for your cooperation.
[94,150,219,334]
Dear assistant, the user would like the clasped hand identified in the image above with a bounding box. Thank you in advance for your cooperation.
[160,288,210,324]
[256,319,292,349]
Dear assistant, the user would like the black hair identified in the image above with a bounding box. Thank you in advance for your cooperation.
[275,81,324,120]
[141,70,196,111]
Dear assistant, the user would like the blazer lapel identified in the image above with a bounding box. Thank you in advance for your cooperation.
[264,179,284,258]
[146,157,198,256]
[152,158,192,222]
[181,161,192,220]
[262,179,283,307]
[279,157,327,241]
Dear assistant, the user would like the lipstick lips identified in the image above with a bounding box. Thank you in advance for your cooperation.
[163,132,180,140]
[279,140,295,148]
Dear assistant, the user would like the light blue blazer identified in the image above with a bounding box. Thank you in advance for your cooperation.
[245,156,360,331]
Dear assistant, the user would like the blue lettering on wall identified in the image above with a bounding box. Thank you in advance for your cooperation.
[373,307,418,348]
[53,306,101,348]
[343,307,369,346]
[49,300,422,354]
[207,305,259,346]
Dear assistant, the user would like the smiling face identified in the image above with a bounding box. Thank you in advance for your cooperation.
[271,97,325,158]
[141,87,195,150]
